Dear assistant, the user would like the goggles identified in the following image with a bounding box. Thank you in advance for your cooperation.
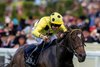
[51,23,61,27]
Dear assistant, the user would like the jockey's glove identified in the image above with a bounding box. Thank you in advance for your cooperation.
[40,34,49,42]
[60,33,64,38]
[60,31,69,38]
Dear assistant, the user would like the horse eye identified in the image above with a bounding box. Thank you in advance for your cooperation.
[71,36,75,40]
[72,35,75,38]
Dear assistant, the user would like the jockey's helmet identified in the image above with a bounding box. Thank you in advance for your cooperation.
[50,12,63,26]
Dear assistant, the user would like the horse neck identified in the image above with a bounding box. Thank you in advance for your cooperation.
[57,34,74,62]
[57,41,74,63]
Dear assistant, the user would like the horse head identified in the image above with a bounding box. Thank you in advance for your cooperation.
[61,27,86,62]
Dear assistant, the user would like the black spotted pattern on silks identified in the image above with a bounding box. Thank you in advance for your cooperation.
[44,25,53,35]
[44,25,49,30]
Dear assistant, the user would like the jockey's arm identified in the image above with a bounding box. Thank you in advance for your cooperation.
[59,24,68,32]
[32,17,47,38]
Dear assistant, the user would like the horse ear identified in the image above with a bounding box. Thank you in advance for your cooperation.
[70,25,79,29]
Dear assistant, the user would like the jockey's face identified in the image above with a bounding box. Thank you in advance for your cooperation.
[51,23,61,30]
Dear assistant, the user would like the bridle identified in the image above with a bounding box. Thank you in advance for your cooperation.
[60,29,85,55]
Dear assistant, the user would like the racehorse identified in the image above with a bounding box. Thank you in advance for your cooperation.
[6,27,86,67]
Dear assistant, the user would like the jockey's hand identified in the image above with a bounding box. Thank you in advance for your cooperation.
[60,32,68,38]
[43,36,49,42]
[40,35,49,42]
[60,33,64,38]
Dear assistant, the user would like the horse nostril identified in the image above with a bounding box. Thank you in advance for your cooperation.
[82,53,86,57]
[79,54,82,57]
[79,53,86,59]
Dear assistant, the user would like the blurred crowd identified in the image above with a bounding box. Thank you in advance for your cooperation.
[63,1,100,43]
[0,1,100,48]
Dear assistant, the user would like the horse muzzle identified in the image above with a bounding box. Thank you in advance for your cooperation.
[75,53,86,62]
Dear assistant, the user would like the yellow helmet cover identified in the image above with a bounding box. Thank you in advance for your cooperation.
[50,12,63,25]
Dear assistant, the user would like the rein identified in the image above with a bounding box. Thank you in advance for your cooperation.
[70,29,82,34]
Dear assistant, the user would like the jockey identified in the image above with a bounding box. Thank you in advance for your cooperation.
[32,12,68,45]
[25,12,68,65]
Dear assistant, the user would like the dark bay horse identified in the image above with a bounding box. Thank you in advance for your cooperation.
[6,28,86,67]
